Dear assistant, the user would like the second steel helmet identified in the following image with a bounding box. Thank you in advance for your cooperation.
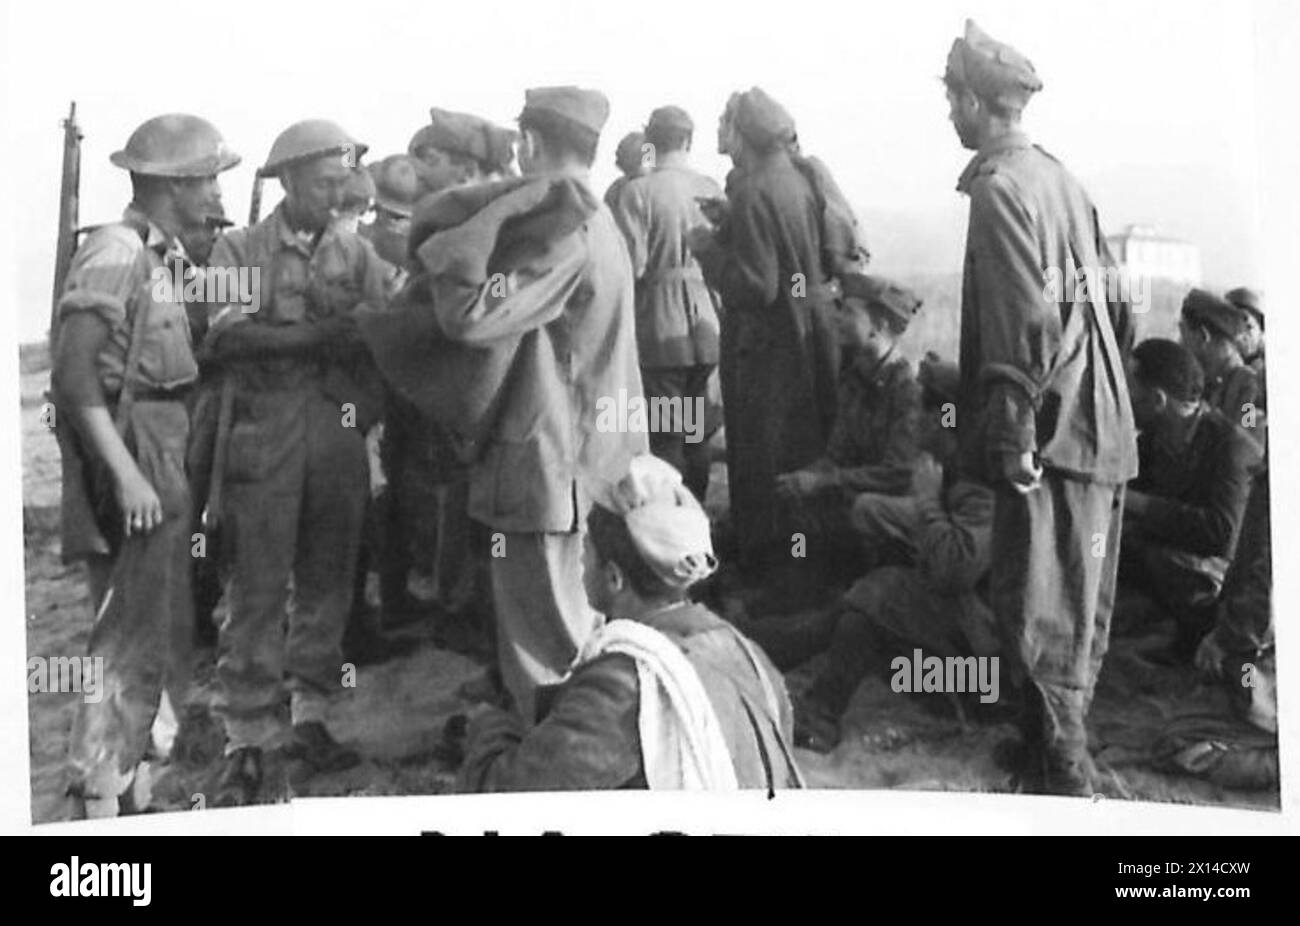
[109,113,241,177]
[368,154,421,218]
[260,119,368,177]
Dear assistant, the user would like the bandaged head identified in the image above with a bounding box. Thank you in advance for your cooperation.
[590,455,718,592]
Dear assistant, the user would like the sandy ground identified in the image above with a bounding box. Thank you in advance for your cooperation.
[21,360,1279,824]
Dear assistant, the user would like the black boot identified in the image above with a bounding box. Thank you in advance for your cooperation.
[286,721,361,774]
[213,746,263,807]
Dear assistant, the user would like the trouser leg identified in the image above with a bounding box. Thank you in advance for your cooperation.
[642,365,714,502]
[215,404,305,753]
[489,530,601,723]
[991,474,1122,793]
[286,395,368,725]
[68,401,194,806]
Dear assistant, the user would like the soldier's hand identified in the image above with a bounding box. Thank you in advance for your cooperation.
[910,453,944,500]
[684,224,716,255]
[316,312,358,341]
[1194,629,1227,680]
[695,196,729,226]
[775,469,823,497]
[999,450,1042,494]
[116,469,164,537]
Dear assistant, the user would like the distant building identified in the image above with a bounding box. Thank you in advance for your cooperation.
[1106,224,1202,286]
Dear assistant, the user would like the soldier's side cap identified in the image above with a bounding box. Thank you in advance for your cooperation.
[1182,288,1244,339]
[614,131,646,168]
[646,105,694,136]
[419,108,494,163]
[368,154,422,218]
[1225,286,1264,325]
[110,113,241,177]
[520,86,611,137]
[945,19,1043,109]
[732,87,796,148]
[841,273,923,327]
[484,124,520,172]
[918,352,961,405]
[260,119,367,177]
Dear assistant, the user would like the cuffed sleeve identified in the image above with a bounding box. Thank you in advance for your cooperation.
[58,226,142,329]
[968,173,1057,457]
[459,654,643,792]
[916,480,995,595]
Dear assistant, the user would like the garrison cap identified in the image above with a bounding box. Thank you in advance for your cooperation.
[918,352,961,406]
[614,131,646,171]
[412,108,517,169]
[1225,287,1264,327]
[1182,288,1244,340]
[520,86,611,137]
[646,105,694,136]
[111,113,241,178]
[841,274,923,329]
[945,19,1043,110]
[732,87,796,148]
[368,154,422,218]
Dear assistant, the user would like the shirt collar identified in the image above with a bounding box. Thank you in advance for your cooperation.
[122,205,175,256]
[956,130,1031,193]
[272,201,327,257]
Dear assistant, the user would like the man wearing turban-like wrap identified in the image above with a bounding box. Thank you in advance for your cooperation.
[458,456,802,792]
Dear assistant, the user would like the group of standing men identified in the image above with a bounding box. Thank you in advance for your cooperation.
[49,18,1272,813]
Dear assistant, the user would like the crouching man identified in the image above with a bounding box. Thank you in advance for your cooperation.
[458,456,803,791]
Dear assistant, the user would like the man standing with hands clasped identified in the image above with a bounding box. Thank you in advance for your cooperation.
[944,20,1138,796]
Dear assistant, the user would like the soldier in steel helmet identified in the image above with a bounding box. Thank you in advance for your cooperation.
[363,154,421,296]
[202,119,388,805]
[56,113,239,818]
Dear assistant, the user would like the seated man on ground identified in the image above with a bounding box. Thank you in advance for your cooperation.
[770,275,923,596]
[766,359,999,752]
[1120,339,1258,655]
[457,455,803,791]
[1179,289,1260,431]
[1154,468,1276,791]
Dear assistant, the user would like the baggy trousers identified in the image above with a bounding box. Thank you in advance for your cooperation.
[214,390,368,750]
[640,364,715,502]
[991,473,1124,786]
[489,530,602,723]
[68,400,194,802]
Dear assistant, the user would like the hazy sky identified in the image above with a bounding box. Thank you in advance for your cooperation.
[1,0,1270,343]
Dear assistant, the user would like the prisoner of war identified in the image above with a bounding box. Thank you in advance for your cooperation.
[945,19,1138,796]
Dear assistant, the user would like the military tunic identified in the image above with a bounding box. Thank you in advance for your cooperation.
[459,603,800,791]
[778,347,921,555]
[809,475,998,715]
[612,161,723,499]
